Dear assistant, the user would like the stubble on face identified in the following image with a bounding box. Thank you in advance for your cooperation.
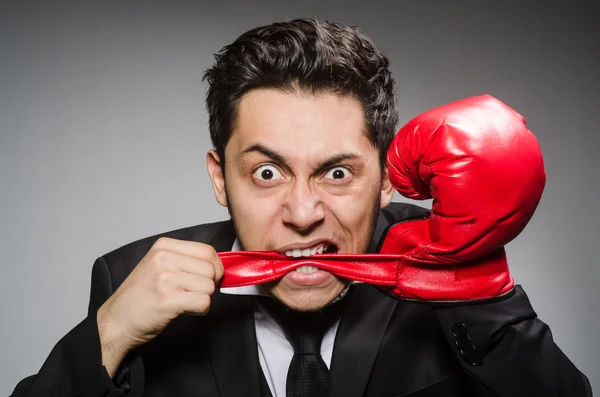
[225,180,381,311]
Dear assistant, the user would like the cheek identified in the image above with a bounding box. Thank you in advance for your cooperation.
[228,183,283,248]
[327,182,379,216]
[323,183,380,235]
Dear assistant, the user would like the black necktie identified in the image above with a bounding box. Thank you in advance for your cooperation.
[285,320,329,397]
[257,297,343,397]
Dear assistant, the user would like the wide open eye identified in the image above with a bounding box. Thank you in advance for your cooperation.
[253,164,283,182]
[325,166,350,181]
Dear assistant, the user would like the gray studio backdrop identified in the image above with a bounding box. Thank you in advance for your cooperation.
[1,1,598,393]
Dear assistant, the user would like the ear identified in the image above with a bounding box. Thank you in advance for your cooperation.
[380,164,395,208]
[206,150,228,207]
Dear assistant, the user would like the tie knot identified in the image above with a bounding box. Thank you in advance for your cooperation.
[257,297,343,355]
[288,321,323,355]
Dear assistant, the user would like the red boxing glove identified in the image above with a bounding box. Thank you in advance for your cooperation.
[380,94,545,300]
[219,95,545,301]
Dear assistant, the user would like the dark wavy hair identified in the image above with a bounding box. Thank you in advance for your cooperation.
[203,18,398,168]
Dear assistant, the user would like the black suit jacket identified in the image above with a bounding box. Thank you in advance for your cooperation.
[11,203,593,397]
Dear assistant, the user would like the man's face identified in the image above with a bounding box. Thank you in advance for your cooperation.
[208,88,394,311]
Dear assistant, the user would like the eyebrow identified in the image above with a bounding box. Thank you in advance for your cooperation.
[241,144,286,166]
[241,143,360,174]
[314,153,360,175]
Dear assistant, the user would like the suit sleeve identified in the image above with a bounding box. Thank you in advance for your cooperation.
[10,257,143,397]
[433,285,593,396]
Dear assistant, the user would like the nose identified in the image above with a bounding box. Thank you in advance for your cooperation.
[281,180,325,233]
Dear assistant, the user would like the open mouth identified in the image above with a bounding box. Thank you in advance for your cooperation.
[281,243,338,274]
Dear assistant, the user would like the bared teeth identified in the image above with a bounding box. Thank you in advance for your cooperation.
[284,244,330,258]
[294,265,319,274]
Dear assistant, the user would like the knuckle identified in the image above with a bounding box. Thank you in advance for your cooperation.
[197,294,211,314]
[150,248,171,268]
[214,258,224,277]
[198,243,217,259]
[205,280,216,295]
[210,260,224,282]
[154,236,172,249]
[203,263,216,280]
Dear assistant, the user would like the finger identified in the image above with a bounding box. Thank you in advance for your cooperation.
[148,248,221,281]
[173,254,220,280]
[173,292,212,316]
[151,237,218,262]
[151,238,224,281]
[170,272,216,295]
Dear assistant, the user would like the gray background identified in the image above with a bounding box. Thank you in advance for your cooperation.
[1,0,598,394]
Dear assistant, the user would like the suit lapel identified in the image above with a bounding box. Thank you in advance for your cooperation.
[206,221,264,397]
[208,220,236,252]
[208,292,263,397]
[329,285,398,397]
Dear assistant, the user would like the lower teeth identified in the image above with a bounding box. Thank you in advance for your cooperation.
[295,266,319,274]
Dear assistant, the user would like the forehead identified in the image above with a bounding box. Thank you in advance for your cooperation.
[228,88,375,160]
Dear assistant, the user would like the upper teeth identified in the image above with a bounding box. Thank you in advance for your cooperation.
[284,244,328,258]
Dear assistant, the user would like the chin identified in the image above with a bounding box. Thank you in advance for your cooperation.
[269,283,347,312]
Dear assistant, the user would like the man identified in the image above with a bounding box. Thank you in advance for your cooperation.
[11,18,592,397]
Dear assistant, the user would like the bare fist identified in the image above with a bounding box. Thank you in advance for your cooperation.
[96,237,224,376]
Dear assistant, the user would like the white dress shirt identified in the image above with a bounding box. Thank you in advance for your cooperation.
[220,240,342,397]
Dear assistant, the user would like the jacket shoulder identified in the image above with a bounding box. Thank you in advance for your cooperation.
[380,201,430,223]
[369,202,429,253]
